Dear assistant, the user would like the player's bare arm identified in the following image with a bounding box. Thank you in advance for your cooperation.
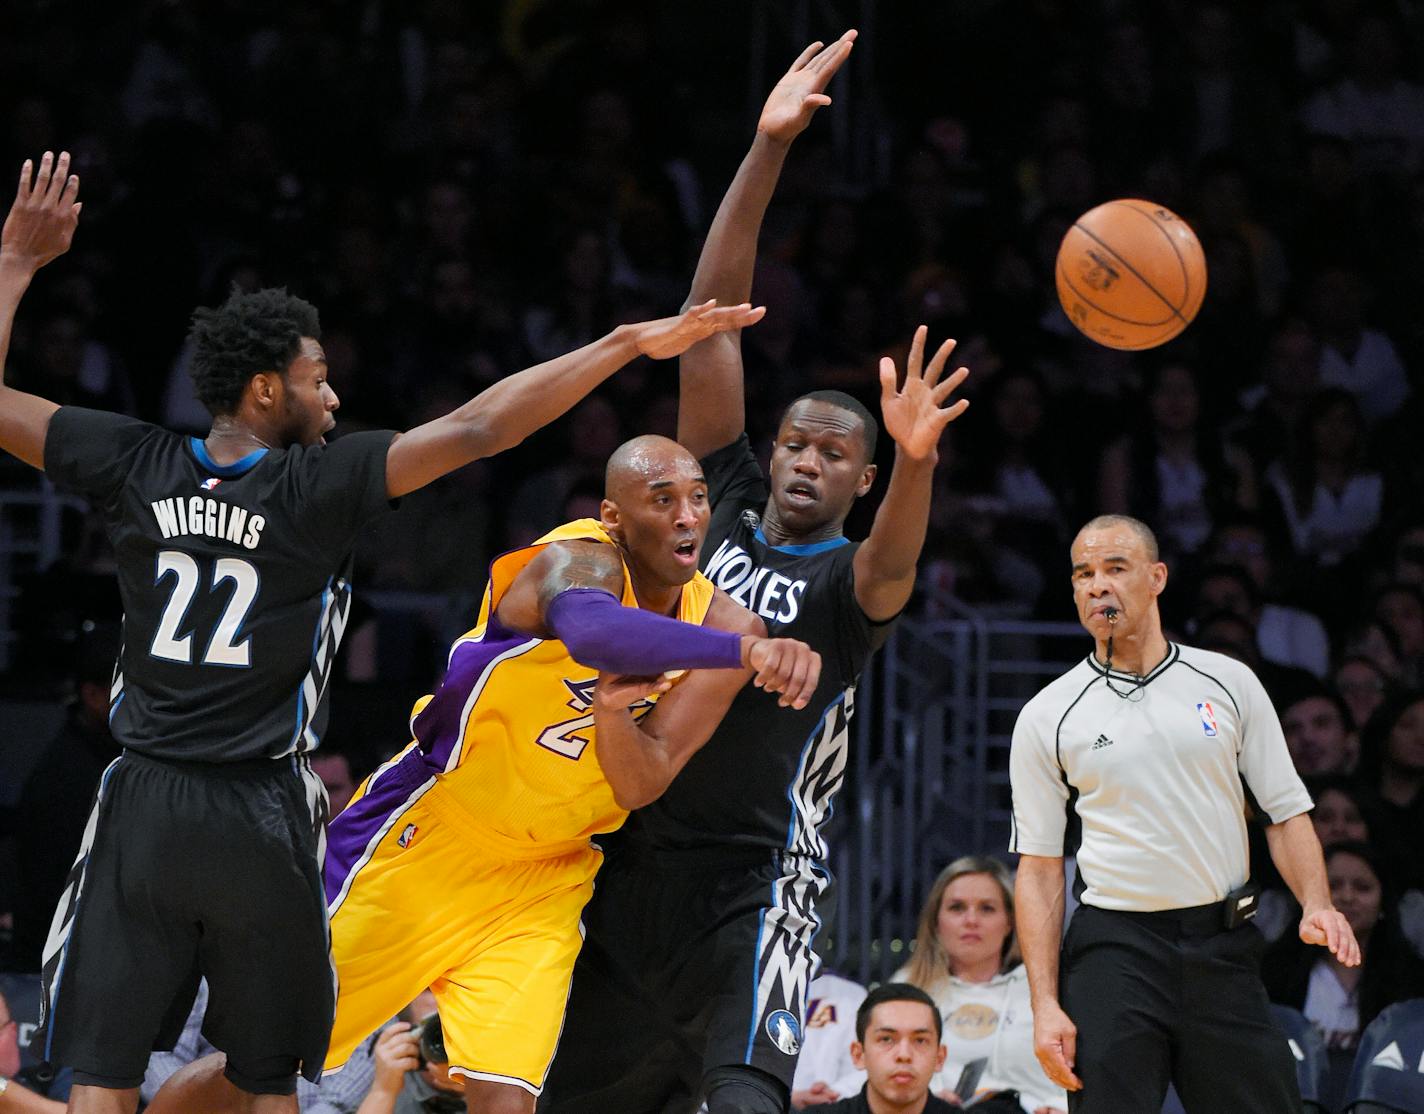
[676,31,856,460]
[852,325,970,621]
[1015,854,1083,1093]
[0,152,80,470]
[591,591,821,809]
[1265,812,1361,966]
[385,299,764,500]
[494,539,628,638]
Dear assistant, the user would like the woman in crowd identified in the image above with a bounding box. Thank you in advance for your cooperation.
[1262,841,1424,1052]
[1356,693,1424,894]
[883,857,1067,1114]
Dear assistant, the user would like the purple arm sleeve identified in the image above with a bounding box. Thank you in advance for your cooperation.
[544,588,745,674]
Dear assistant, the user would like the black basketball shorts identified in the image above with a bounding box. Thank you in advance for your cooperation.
[38,750,333,1093]
[540,845,830,1114]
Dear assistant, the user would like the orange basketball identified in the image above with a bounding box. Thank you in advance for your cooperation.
[1055,199,1207,350]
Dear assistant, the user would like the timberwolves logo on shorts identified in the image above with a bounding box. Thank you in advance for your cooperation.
[766,1010,802,1055]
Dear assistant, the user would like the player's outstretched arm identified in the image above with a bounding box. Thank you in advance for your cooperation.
[384,300,763,500]
[0,152,81,470]
[591,591,821,810]
[677,30,856,460]
[495,541,819,699]
[852,325,970,621]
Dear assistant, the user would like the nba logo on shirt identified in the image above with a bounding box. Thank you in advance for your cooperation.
[200,477,222,490]
[1196,701,1219,737]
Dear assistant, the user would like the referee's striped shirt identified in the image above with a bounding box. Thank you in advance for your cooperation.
[1009,643,1313,912]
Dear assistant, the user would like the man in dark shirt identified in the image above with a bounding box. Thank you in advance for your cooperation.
[0,150,761,1113]
[818,985,956,1114]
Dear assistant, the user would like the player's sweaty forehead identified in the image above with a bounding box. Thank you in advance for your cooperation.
[779,399,862,442]
[604,434,700,501]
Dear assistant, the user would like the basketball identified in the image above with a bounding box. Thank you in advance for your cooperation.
[1055,199,1208,350]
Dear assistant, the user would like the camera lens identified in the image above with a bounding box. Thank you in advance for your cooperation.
[418,1012,447,1065]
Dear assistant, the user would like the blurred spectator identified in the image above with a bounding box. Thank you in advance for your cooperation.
[1279,685,1358,778]
[792,971,867,1109]
[1262,842,1424,1054]
[1304,775,1371,849]
[1190,563,1329,678]
[310,749,359,819]
[1355,693,1424,893]
[1098,361,1254,567]
[1372,584,1424,687]
[1333,654,1393,731]
[1266,388,1382,569]
[1231,319,1321,474]
[0,981,69,1108]
[1305,265,1411,425]
[9,621,120,972]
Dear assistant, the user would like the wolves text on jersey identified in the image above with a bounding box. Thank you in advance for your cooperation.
[704,538,807,624]
[151,496,266,550]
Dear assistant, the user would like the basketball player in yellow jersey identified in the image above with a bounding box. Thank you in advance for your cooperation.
[320,435,821,1114]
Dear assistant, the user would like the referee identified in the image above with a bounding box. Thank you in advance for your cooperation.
[1009,515,1359,1113]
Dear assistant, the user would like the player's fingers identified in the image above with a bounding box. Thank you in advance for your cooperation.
[60,171,81,208]
[16,157,33,201]
[794,650,821,708]
[775,645,812,707]
[32,151,54,200]
[805,94,832,109]
[932,367,970,404]
[753,641,785,691]
[934,398,971,428]
[906,324,928,377]
[789,41,823,72]
[878,356,898,402]
[923,336,958,387]
[45,151,71,203]
[809,32,853,73]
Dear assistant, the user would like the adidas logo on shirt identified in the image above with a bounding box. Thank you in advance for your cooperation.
[1093,734,1114,750]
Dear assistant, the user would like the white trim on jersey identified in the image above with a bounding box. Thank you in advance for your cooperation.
[745,854,830,1061]
[39,755,124,1047]
[447,1067,541,1097]
[441,636,541,772]
[784,688,853,860]
[283,574,354,756]
[325,763,437,919]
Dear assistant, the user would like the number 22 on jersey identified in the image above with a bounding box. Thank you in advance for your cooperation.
[150,550,260,667]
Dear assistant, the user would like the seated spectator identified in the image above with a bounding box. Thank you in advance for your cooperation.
[1202,516,1330,675]
[1262,842,1424,1056]
[1266,388,1382,569]
[1191,563,1329,678]
[878,857,1067,1113]
[358,998,465,1114]
[0,982,68,1110]
[818,983,955,1114]
[1333,654,1394,731]
[1355,693,1424,893]
[793,971,868,1109]
[1279,684,1358,777]
[1372,583,1424,688]
[1304,263,1411,423]
[1305,775,1372,848]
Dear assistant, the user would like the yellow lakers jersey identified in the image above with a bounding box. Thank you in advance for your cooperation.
[404,519,715,850]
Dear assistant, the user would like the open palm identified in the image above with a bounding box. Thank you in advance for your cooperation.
[879,325,970,461]
[634,300,767,361]
[757,30,857,144]
[2,150,81,272]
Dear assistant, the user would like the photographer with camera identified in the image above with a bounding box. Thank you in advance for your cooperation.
[358,1012,464,1114]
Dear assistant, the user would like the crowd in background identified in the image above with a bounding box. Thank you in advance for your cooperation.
[2,1,1424,1109]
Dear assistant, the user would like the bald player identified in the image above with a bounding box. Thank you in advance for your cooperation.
[310,435,821,1114]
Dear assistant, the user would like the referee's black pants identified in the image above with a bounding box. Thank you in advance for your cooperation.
[1061,903,1301,1114]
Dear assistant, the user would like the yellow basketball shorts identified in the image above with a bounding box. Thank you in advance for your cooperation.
[323,752,602,1095]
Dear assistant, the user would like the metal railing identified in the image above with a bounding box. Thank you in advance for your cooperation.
[823,602,1090,984]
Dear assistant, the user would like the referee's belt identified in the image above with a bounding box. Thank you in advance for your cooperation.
[1093,885,1260,936]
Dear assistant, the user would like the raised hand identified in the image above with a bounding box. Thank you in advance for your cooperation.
[879,325,970,462]
[758,30,858,145]
[743,636,821,710]
[632,299,767,360]
[2,151,82,273]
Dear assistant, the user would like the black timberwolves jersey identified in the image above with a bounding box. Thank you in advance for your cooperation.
[622,434,894,856]
[43,407,394,763]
